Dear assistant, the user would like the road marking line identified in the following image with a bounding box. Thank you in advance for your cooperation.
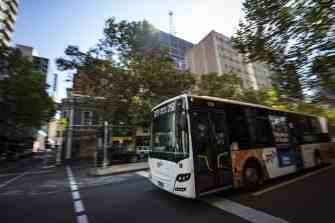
[71,184,78,191]
[70,181,77,186]
[203,195,290,223]
[136,171,149,178]
[0,170,29,189]
[253,164,335,196]
[77,214,89,223]
[29,170,54,175]
[74,200,85,213]
[66,166,90,223]
[0,170,54,178]
[72,191,81,200]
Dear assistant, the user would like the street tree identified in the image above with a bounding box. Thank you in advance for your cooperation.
[233,0,335,101]
[0,47,55,153]
[197,73,243,100]
[57,18,195,128]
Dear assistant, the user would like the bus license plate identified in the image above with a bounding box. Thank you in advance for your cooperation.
[158,181,164,188]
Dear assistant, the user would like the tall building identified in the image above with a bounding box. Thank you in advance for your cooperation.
[158,31,194,70]
[185,31,272,90]
[16,44,49,80]
[0,0,18,47]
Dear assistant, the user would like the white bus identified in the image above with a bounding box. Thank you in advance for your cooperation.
[148,94,334,198]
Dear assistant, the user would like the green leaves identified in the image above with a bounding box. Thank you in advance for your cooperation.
[197,73,243,100]
[234,0,335,102]
[0,47,55,147]
[58,18,195,127]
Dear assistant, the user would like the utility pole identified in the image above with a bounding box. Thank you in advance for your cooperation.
[66,100,74,160]
[103,121,109,167]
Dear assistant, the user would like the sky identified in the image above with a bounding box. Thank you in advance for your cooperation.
[12,0,244,100]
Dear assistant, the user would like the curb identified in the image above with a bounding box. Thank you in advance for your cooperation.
[88,167,150,177]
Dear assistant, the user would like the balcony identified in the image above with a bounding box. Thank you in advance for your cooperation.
[6,8,16,23]
[4,17,14,31]
[7,0,18,15]
[0,34,10,47]
[1,27,12,40]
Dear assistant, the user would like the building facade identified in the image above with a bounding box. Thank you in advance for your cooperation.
[185,31,272,90]
[0,0,18,47]
[159,31,194,70]
[16,44,49,80]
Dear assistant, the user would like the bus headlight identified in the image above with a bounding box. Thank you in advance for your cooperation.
[176,173,191,182]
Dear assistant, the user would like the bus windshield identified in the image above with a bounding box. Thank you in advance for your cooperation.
[152,100,187,155]
[152,111,177,153]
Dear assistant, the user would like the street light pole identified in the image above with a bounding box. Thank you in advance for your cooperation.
[66,99,74,160]
[103,121,109,167]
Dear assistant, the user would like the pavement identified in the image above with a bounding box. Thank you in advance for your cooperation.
[1,157,335,223]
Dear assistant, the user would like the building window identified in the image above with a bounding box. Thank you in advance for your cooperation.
[81,111,93,126]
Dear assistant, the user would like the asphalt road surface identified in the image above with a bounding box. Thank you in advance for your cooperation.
[1,158,335,223]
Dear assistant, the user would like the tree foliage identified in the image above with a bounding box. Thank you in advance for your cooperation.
[196,71,335,125]
[197,73,243,100]
[233,0,335,101]
[57,18,195,127]
[0,47,55,151]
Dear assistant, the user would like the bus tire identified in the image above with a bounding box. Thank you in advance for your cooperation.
[243,160,263,191]
[314,151,323,167]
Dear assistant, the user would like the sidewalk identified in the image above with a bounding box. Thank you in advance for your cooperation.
[89,161,149,176]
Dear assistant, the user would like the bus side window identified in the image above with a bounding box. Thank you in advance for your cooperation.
[225,105,252,149]
[253,109,275,146]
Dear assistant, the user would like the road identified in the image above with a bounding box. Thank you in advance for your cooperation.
[1,157,334,223]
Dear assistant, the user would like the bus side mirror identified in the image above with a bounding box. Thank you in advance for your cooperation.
[180,113,187,131]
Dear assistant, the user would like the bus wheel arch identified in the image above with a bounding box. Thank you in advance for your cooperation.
[242,158,264,190]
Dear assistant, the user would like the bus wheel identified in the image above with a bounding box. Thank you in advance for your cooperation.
[243,161,263,191]
[314,151,322,167]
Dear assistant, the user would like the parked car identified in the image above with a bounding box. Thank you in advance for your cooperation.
[136,146,150,159]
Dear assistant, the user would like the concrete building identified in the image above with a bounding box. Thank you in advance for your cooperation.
[185,31,272,90]
[159,31,194,70]
[16,44,49,79]
[0,0,18,47]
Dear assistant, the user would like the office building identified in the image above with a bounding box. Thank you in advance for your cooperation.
[185,31,272,89]
[159,31,194,70]
[0,0,18,47]
[16,44,49,79]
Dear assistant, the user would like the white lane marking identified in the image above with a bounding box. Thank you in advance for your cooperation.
[71,184,78,191]
[0,170,29,189]
[253,164,335,196]
[74,200,85,213]
[77,214,89,223]
[136,171,149,178]
[203,196,290,223]
[66,166,90,223]
[72,191,80,200]
[0,170,54,178]
[29,170,54,175]
[70,181,77,186]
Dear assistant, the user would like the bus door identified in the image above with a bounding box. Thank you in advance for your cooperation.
[210,111,233,188]
[191,110,216,193]
[191,110,233,194]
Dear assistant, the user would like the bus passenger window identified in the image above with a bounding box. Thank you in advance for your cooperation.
[225,105,252,149]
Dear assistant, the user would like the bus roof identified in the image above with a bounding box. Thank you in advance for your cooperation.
[152,94,319,118]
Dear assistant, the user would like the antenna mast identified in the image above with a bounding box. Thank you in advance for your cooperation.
[169,10,176,36]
